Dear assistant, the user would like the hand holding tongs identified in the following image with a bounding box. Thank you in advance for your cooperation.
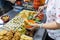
[34,5,47,18]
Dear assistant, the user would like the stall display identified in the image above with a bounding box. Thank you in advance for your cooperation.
[0,30,33,40]
[0,10,44,40]
[0,0,46,39]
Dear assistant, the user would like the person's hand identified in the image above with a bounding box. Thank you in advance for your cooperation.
[27,24,40,30]
[33,6,45,18]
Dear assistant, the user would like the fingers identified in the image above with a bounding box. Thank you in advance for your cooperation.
[27,27,35,31]
[30,24,40,28]
[30,24,37,26]
[26,24,37,30]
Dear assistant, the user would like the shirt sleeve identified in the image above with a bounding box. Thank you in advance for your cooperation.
[55,0,60,23]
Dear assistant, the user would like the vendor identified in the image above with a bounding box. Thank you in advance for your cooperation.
[29,0,60,40]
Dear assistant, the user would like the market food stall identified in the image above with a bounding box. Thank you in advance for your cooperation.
[0,9,47,40]
[0,0,47,40]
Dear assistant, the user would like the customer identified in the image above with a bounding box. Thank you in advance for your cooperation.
[29,0,60,40]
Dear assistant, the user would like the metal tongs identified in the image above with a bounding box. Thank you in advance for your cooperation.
[33,6,44,18]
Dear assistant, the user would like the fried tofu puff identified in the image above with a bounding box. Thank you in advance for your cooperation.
[6,30,14,36]
[1,39,5,40]
[0,30,21,40]
[6,30,14,40]
[0,36,3,39]
[13,31,21,40]
[0,30,8,36]
[3,36,9,40]
[10,30,15,34]
[12,38,16,40]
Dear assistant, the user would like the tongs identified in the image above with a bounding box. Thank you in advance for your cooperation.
[33,6,44,18]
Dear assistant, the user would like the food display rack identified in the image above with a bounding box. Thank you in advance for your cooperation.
[1,6,47,40]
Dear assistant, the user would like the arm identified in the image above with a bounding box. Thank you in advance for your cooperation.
[39,0,60,30]
[42,22,60,30]
[31,0,60,30]
[31,22,60,30]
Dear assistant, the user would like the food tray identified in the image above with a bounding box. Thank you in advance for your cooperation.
[1,9,47,40]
